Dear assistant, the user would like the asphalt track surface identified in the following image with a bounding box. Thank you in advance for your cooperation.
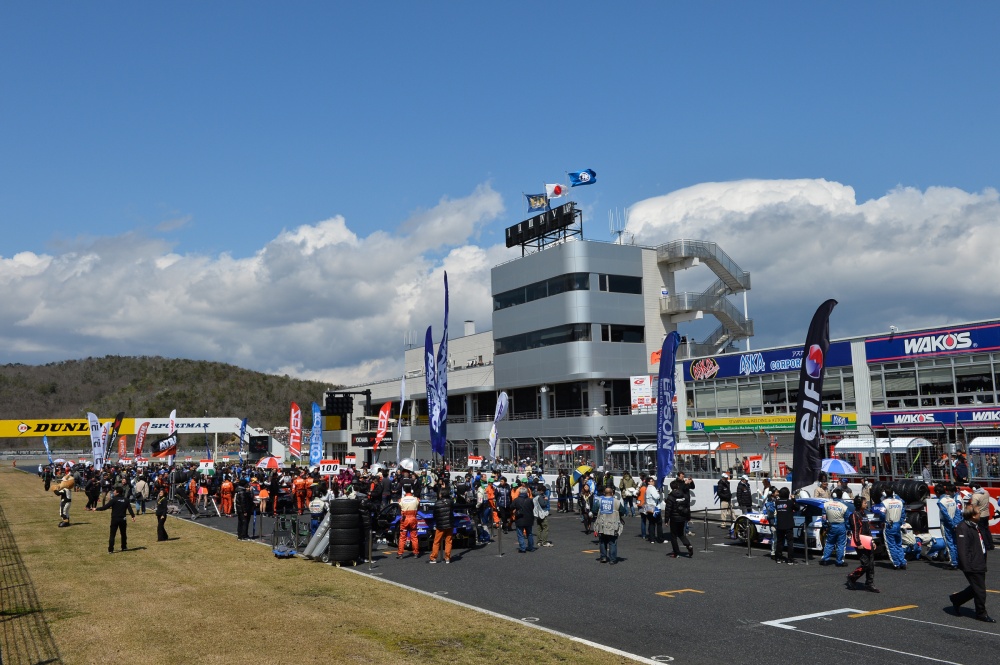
[189,505,1000,665]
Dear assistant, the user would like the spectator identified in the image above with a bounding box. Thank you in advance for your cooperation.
[619,471,638,517]
[736,475,752,515]
[950,504,995,622]
[643,477,663,544]
[593,486,625,564]
[533,485,552,547]
[512,485,536,553]
[716,472,733,527]
[429,489,455,564]
[664,480,693,558]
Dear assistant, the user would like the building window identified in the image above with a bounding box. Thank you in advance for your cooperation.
[598,274,643,294]
[494,323,592,355]
[600,324,645,343]
[493,273,589,311]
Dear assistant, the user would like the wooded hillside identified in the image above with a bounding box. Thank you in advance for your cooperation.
[0,356,340,447]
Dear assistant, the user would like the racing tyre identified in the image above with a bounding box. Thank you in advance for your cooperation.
[328,528,362,546]
[734,516,757,544]
[819,525,829,548]
[328,499,362,516]
[329,544,360,562]
[328,514,361,529]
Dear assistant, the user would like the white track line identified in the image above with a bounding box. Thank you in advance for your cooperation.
[344,567,664,664]
[761,607,860,629]
[882,613,1000,636]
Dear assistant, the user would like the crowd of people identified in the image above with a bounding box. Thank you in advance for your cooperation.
[37,455,995,622]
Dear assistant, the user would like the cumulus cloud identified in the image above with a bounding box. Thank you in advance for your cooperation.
[2,178,996,384]
[627,179,1000,348]
[0,185,505,385]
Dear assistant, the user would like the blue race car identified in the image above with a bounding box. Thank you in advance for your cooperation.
[730,497,883,556]
[377,500,477,549]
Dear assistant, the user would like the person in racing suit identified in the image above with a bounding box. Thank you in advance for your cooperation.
[879,490,906,569]
[762,486,778,557]
[220,476,234,516]
[397,484,420,559]
[939,483,963,570]
[847,496,878,592]
[821,489,849,566]
[292,471,309,515]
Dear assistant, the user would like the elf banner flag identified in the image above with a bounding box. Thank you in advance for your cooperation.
[655,331,681,489]
[87,412,106,471]
[134,421,149,458]
[792,299,838,492]
[289,402,302,460]
[374,401,392,451]
[309,403,323,468]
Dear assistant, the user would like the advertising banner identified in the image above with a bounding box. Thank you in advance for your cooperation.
[630,375,656,414]
[683,340,852,382]
[687,412,856,433]
[792,299,837,491]
[865,322,1000,363]
[655,331,681,488]
[288,402,302,460]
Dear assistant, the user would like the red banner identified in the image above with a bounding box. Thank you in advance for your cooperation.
[134,422,149,458]
[374,401,392,450]
[289,402,302,459]
[117,435,127,459]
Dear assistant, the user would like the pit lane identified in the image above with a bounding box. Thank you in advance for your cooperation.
[195,507,998,664]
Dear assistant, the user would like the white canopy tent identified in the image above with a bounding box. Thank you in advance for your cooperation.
[968,437,1000,451]
[834,437,933,453]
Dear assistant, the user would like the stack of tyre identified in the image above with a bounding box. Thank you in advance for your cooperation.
[870,480,931,532]
[327,498,362,565]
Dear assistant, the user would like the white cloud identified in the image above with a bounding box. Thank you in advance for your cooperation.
[0,185,506,384]
[628,179,1000,348]
[2,178,996,384]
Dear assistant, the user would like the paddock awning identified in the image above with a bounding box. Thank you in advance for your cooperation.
[834,437,933,453]
[543,443,595,455]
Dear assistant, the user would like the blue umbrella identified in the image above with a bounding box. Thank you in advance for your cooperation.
[821,458,856,475]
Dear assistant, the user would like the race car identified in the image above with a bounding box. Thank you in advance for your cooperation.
[376,500,477,550]
[730,497,884,556]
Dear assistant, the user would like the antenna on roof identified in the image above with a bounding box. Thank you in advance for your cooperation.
[609,207,626,244]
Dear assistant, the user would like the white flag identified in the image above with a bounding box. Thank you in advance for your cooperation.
[545,183,569,199]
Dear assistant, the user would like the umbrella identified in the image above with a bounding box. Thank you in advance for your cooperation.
[570,465,593,486]
[52,458,66,464]
[821,458,856,475]
[256,456,282,470]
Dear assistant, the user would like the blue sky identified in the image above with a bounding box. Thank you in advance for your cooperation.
[2,3,1000,382]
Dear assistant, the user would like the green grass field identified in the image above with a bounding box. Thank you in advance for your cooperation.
[0,467,632,664]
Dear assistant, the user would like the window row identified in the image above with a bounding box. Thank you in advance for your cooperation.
[493,273,642,311]
[870,359,1000,409]
[494,323,645,355]
[690,370,855,417]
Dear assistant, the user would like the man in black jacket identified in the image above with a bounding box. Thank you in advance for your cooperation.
[155,488,169,542]
[429,489,455,564]
[664,480,693,558]
[96,486,135,553]
[235,481,254,540]
[736,475,753,515]
[511,488,535,553]
[950,505,995,622]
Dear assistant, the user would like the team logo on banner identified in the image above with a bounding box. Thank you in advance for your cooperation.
[289,402,302,459]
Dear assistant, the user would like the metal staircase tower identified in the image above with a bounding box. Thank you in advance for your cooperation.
[656,239,753,359]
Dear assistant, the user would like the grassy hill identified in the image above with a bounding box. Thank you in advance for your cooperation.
[0,356,340,449]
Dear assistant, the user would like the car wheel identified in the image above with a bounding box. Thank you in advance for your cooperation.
[819,525,829,548]
[734,516,757,543]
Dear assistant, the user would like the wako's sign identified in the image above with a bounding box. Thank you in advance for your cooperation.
[866,322,1000,362]
[872,408,1000,427]
[683,341,852,382]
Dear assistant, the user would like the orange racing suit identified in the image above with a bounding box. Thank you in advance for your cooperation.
[398,493,421,556]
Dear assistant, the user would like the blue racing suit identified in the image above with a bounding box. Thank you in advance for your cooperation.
[763,496,777,557]
[821,498,849,565]
[937,494,962,568]
[881,494,906,568]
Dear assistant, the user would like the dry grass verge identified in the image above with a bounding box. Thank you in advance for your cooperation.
[1,467,633,665]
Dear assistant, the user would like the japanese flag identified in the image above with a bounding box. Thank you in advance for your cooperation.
[545,183,569,199]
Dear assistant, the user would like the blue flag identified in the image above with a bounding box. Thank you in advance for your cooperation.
[425,273,449,458]
[655,331,681,488]
[568,168,597,186]
[238,418,247,460]
[43,435,52,465]
[309,402,323,468]
[525,193,549,212]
